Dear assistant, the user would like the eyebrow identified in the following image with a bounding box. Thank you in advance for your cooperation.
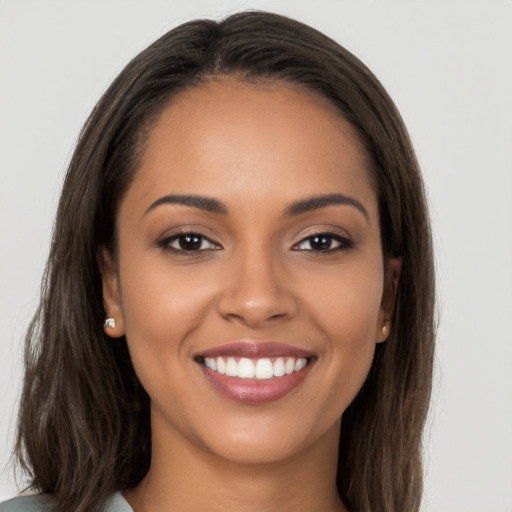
[144,194,229,216]
[284,193,369,221]
[144,192,369,221]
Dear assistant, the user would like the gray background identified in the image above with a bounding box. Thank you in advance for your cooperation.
[1,1,511,510]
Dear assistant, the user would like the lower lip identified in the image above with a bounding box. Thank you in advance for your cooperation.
[198,362,314,404]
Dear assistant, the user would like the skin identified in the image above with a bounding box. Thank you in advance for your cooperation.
[102,79,400,512]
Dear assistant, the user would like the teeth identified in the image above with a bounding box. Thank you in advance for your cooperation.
[273,357,285,377]
[238,358,255,378]
[225,357,238,377]
[205,357,217,371]
[255,358,273,379]
[295,358,307,371]
[216,356,226,374]
[203,356,308,379]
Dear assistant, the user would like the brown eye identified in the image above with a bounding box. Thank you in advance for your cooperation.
[158,232,220,253]
[177,234,203,251]
[309,235,334,251]
[293,233,353,252]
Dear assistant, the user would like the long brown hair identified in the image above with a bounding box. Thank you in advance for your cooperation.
[15,11,435,512]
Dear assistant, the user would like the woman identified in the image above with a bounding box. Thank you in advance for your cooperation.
[3,11,435,512]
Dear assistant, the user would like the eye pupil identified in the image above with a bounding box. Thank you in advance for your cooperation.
[179,235,202,251]
[310,235,332,251]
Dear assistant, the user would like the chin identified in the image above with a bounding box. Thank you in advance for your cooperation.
[191,410,342,467]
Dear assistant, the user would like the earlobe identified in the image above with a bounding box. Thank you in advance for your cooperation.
[376,257,402,343]
[98,249,125,338]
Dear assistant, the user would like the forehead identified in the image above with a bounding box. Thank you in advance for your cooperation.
[124,79,377,218]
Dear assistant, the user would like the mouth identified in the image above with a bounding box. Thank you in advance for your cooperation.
[194,342,316,404]
[196,355,309,379]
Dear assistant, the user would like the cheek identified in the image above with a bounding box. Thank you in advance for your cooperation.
[117,257,217,383]
[303,262,383,403]
[307,259,384,340]
[120,253,214,328]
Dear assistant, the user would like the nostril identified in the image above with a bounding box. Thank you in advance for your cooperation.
[221,308,292,327]
[269,313,287,320]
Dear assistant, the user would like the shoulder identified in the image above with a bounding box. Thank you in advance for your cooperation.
[105,493,133,512]
[0,493,132,512]
[0,495,53,512]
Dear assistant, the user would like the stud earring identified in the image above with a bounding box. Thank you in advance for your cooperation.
[381,324,390,337]
[104,317,116,329]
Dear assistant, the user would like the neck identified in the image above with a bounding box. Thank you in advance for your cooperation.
[124,413,347,512]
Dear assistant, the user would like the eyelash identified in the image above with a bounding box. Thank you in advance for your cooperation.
[292,231,354,254]
[155,232,221,255]
[155,230,353,255]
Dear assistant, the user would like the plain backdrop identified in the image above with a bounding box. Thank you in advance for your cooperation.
[1,1,511,510]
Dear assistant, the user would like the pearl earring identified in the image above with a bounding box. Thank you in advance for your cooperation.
[104,317,116,329]
[381,324,390,337]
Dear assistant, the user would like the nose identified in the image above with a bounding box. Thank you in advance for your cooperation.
[216,249,298,328]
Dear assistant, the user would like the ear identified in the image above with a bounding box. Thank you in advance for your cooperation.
[376,257,402,343]
[98,249,125,338]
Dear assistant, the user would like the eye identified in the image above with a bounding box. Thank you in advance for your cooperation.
[293,233,353,252]
[157,232,220,253]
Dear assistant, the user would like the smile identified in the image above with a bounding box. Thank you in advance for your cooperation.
[195,342,316,404]
[203,356,308,379]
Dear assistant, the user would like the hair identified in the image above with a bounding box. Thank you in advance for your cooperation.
[15,11,435,512]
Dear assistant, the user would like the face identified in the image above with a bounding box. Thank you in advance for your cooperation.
[102,80,399,465]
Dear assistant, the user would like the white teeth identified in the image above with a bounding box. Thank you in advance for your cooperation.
[294,358,307,371]
[273,357,285,377]
[225,357,238,377]
[255,358,274,379]
[238,358,255,378]
[204,356,309,379]
[205,357,217,371]
[216,356,226,374]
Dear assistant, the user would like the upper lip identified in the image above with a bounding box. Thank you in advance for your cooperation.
[195,341,315,359]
